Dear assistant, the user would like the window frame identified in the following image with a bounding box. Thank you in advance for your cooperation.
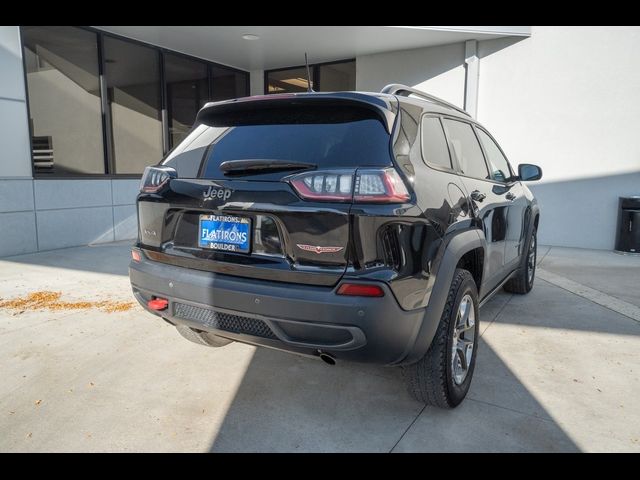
[473,125,515,184]
[163,51,210,150]
[264,58,355,95]
[20,25,250,179]
[419,113,456,173]
[440,115,514,185]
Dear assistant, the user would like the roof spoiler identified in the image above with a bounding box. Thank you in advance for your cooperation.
[195,93,397,133]
[380,84,470,117]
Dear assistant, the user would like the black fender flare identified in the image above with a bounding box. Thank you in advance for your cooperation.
[529,203,540,235]
[520,202,540,261]
[395,228,485,366]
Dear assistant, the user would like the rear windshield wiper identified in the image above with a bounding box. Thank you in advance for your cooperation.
[219,159,316,175]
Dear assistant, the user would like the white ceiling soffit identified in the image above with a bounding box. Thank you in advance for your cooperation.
[94,26,531,71]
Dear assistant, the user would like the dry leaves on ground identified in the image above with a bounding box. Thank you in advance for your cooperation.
[0,291,134,313]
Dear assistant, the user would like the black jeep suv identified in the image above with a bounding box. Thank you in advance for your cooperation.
[129,85,542,408]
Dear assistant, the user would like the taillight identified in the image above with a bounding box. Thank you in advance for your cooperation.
[140,166,177,193]
[354,168,410,203]
[336,283,385,297]
[290,170,354,201]
[289,168,410,203]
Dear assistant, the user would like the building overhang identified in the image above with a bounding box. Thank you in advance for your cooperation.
[93,26,531,71]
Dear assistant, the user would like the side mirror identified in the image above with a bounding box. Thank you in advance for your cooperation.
[518,164,543,181]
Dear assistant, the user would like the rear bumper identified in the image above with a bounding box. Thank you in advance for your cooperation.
[128,254,426,366]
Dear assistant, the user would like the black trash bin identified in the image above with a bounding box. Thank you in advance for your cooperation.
[615,196,640,254]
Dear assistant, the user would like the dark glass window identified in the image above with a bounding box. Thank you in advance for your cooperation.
[201,107,391,180]
[22,26,105,175]
[443,119,489,180]
[103,36,163,174]
[162,124,228,178]
[476,128,512,182]
[266,67,312,94]
[165,53,208,148]
[317,61,355,91]
[266,60,355,94]
[21,26,250,177]
[211,66,248,101]
[421,117,452,169]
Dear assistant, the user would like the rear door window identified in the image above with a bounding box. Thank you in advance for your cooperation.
[442,119,489,180]
[421,116,452,169]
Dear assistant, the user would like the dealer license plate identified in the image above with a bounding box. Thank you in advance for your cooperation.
[198,214,251,253]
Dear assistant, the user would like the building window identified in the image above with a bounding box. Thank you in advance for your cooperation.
[20,26,250,177]
[211,65,249,101]
[317,61,356,91]
[267,66,314,93]
[22,26,105,175]
[103,36,163,174]
[165,53,209,148]
[265,60,355,94]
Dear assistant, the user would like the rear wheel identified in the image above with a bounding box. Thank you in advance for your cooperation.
[504,227,537,294]
[175,325,233,348]
[404,269,479,408]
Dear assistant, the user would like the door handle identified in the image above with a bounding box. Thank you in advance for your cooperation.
[506,192,516,201]
[470,190,486,202]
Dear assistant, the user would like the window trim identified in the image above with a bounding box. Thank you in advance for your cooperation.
[20,25,250,179]
[419,113,457,174]
[472,124,515,183]
[439,115,515,186]
[264,58,356,95]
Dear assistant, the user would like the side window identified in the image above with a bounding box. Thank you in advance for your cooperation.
[442,119,489,180]
[421,116,452,169]
[476,128,512,183]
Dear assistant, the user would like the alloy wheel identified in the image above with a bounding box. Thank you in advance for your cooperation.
[528,233,537,284]
[451,294,476,385]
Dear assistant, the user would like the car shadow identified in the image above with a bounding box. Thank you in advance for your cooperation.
[206,317,581,452]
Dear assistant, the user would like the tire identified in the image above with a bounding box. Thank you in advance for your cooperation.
[175,325,233,348]
[404,268,479,408]
[504,227,537,294]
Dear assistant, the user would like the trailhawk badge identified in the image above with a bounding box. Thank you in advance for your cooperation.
[296,244,344,254]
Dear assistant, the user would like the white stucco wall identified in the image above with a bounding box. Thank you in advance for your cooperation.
[357,28,640,250]
[355,42,466,108]
[250,69,264,96]
[477,26,640,250]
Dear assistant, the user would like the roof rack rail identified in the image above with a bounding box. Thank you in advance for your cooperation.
[380,84,470,117]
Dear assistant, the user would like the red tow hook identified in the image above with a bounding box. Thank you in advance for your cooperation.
[147,297,169,311]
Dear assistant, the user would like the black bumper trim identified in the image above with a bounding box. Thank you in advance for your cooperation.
[129,257,426,365]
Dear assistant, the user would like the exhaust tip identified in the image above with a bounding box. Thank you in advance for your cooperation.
[319,352,336,366]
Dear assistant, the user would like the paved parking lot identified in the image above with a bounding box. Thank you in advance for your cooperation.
[0,242,639,452]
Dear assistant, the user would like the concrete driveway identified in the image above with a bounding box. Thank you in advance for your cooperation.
[1,242,639,452]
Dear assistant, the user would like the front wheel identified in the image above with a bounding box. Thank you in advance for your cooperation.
[404,269,479,408]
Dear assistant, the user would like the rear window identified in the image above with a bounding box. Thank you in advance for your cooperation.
[199,106,392,179]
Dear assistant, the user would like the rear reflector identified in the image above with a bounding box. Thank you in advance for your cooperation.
[148,298,169,311]
[131,249,142,262]
[336,283,385,297]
